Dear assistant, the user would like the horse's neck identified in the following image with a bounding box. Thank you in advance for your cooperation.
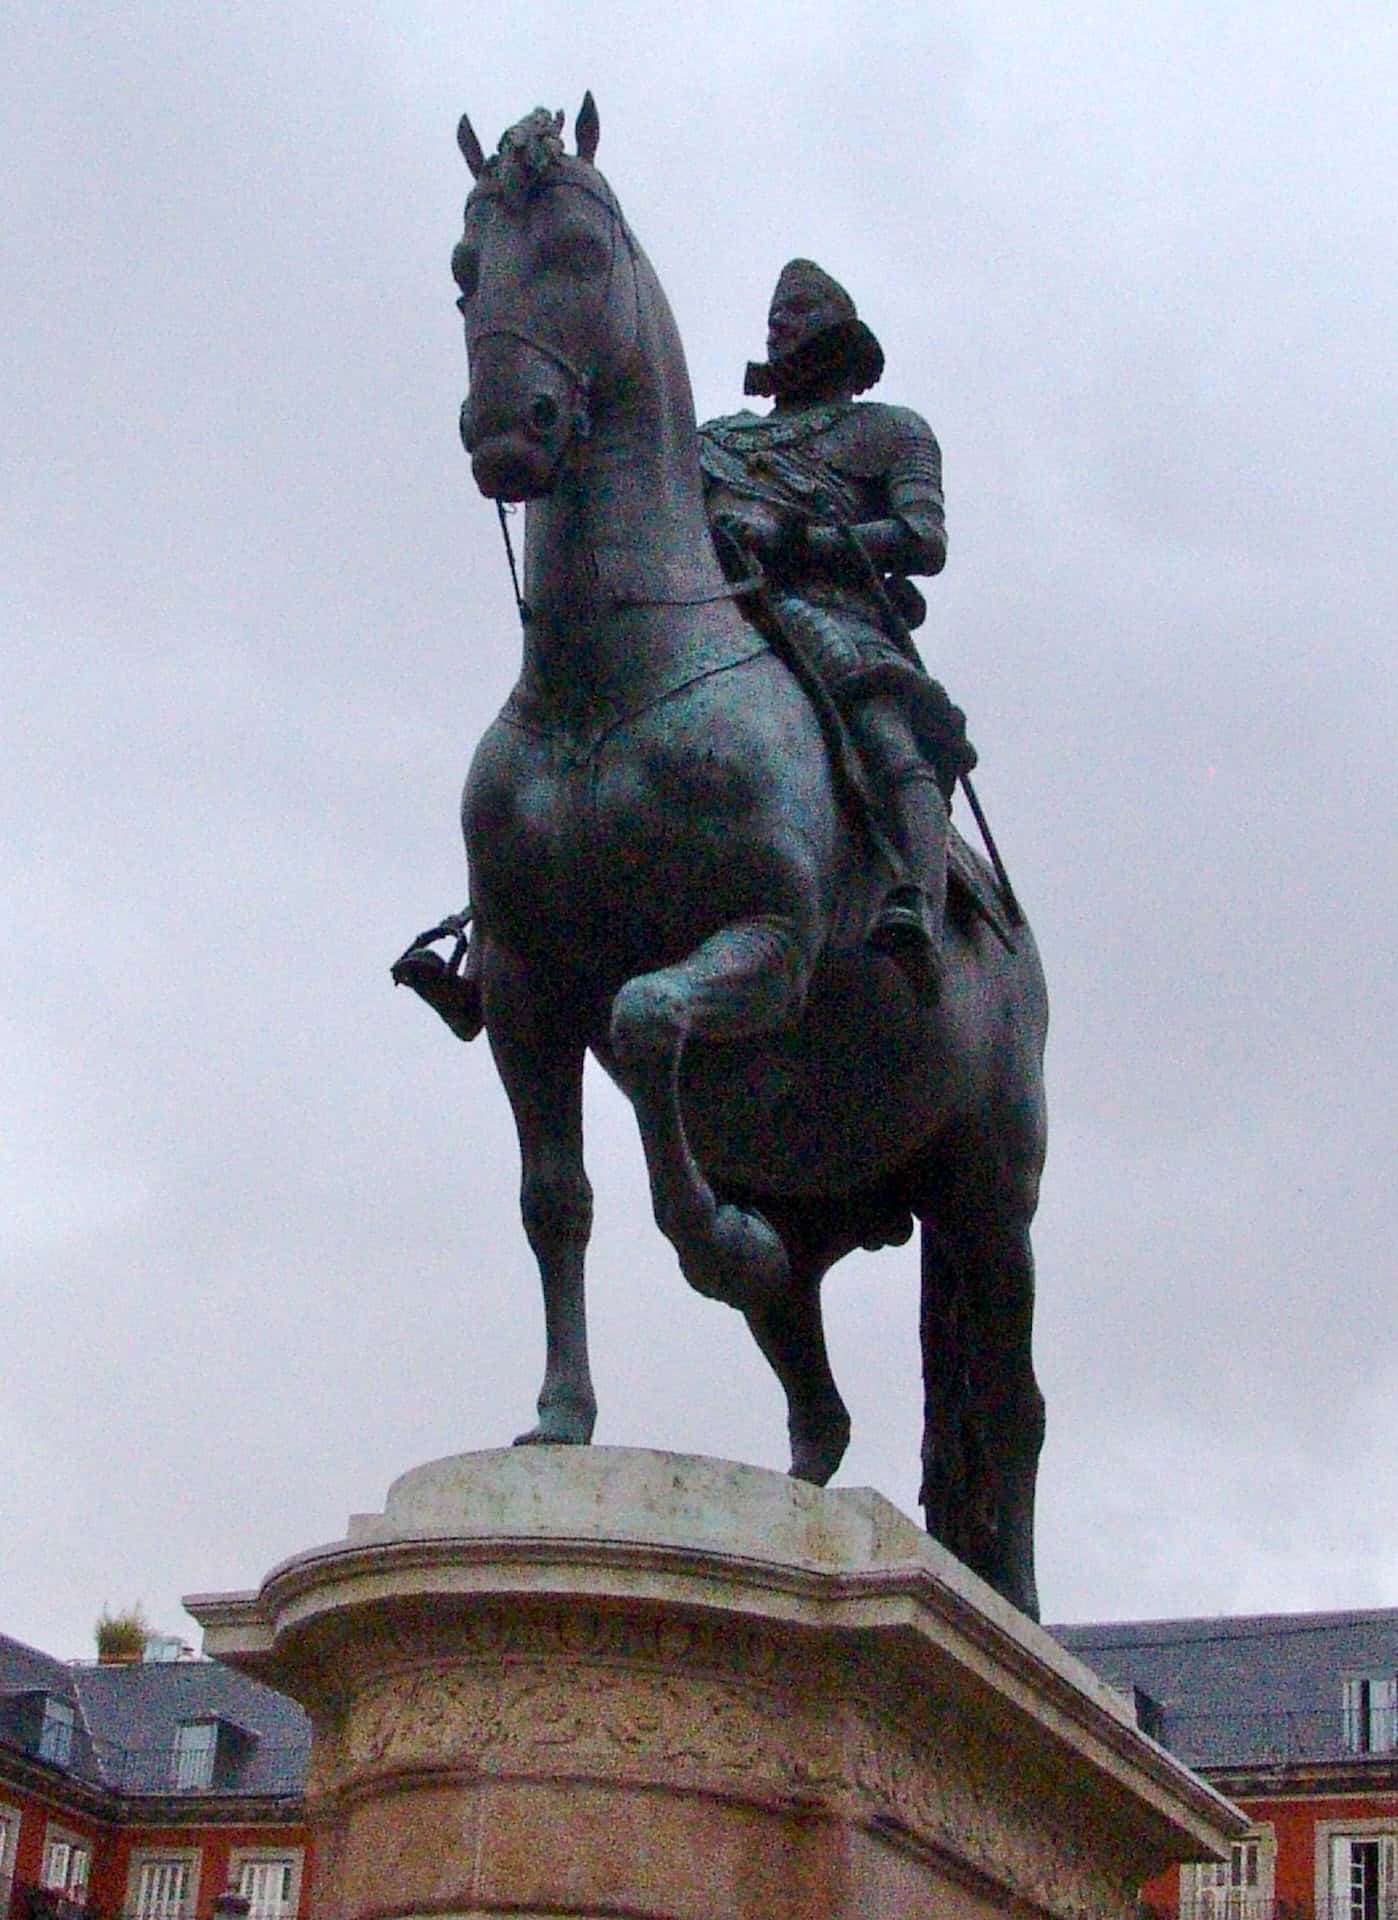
[521,259,729,669]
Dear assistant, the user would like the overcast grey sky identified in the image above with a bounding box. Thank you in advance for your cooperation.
[4,1,1394,1658]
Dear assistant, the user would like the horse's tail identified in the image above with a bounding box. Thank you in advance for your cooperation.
[918,1218,981,1561]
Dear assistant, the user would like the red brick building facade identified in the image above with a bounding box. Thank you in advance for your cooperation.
[0,1633,311,1920]
[1056,1610,1398,1920]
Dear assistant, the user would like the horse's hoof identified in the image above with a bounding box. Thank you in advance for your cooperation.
[788,1412,851,1487]
[512,1424,592,1448]
[689,1205,789,1312]
[512,1400,596,1447]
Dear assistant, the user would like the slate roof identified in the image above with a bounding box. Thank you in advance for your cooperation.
[0,1633,98,1786]
[0,1637,78,1702]
[1052,1608,1398,1770]
[0,1631,309,1799]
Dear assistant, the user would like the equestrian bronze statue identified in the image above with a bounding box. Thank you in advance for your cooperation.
[394,98,1049,1618]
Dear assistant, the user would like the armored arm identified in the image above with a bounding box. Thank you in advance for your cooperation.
[806,513,943,576]
[885,424,947,574]
[805,408,946,577]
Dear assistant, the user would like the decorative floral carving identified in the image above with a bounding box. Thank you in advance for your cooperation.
[343,1655,839,1790]
[315,1602,1144,1920]
[847,1698,1137,1919]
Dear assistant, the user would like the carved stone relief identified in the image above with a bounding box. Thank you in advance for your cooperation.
[310,1601,1140,1920]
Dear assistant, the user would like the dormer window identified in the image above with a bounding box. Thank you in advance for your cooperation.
[171,1720,217,1789]
[1343,1676,1398,1755]
[169,1715,255,1789]
[37,1699,75,1767]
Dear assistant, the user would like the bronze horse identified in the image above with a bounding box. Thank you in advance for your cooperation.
[398,99,1049,1617]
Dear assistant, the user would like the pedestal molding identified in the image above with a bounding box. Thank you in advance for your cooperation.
[193,1527,1230,1847]
[187,1450,1243,1920]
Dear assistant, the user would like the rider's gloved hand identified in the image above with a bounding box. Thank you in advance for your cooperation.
[711,502,791,560]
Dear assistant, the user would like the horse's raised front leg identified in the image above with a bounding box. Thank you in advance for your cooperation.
[609,914,810,1314]
[482,941,597,1447]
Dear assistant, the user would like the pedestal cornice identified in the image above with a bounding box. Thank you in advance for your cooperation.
[187,1449,1242,1920]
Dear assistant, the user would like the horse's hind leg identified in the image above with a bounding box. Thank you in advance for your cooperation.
[941,1195,1045,1620]
[609,914,810,1313]
[482,941,597,1447]
[919,1220,976,1558]
[743,1247,850,1486]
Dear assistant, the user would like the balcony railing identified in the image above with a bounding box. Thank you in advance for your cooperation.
[2,1888,287,1920]
[4,1884,111,1920]
[1146,1707,1398,1770]
[1150,1903,1314,1920]
[1156,1900,1398,1920]
[105,1743,308,1796]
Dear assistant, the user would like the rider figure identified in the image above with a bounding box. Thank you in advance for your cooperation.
[698,259,969,1000]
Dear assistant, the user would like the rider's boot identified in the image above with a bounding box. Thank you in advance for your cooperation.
[868,767,949,1002]
[849,693,949,1000]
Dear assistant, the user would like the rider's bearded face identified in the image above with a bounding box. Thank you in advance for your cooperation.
[767,286,843,362]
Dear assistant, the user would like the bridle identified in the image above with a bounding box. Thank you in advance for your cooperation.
[461,176,640,458]
[462,175,640,627]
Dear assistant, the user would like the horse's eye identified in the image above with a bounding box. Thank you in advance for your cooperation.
[451,240,479,299]
[538,229,606,278]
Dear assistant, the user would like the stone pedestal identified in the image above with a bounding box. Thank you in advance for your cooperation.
[187,1450,1240,1920]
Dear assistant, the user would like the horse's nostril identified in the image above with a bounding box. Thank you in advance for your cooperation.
[529,393,560,435]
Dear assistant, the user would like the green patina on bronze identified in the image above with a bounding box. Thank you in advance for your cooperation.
[395,97,1049,1620]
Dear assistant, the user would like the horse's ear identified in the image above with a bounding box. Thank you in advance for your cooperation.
[575,91,600,163]
[457,112,486,179]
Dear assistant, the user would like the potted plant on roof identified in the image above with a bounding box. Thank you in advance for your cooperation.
[94,1605,148,1664]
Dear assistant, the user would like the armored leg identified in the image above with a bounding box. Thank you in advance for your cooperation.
[848,696,949,1000]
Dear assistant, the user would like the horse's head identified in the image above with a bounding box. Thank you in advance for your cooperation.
[452,95,636,501]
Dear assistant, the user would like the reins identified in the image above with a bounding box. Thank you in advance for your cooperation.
[496,502,531,625]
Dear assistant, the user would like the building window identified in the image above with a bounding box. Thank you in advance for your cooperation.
[1325,1833,1398,1920]
[230,1852,303,1920]
[41,1831,92,1903]
[1343,1676,1398,1755]
[128,1853,199,1920]
[1183,1835,1273,1920]
[171,1720,217,1790]
[37,1698,76,1766]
